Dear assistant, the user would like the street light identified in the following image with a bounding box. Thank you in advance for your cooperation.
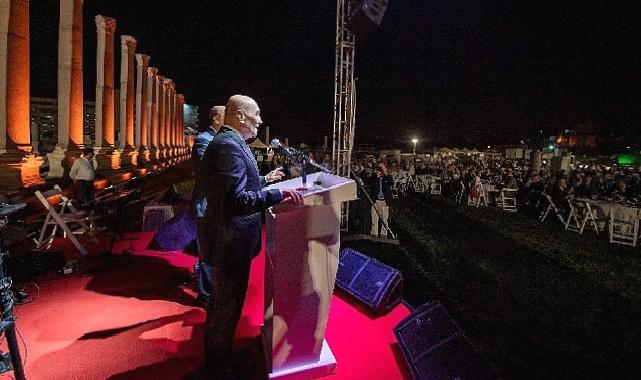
[411,138,418,155]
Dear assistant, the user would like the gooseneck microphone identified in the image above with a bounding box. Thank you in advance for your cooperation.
[271,139,300,167]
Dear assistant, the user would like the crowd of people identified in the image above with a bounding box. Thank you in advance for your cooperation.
[351,153,641,214]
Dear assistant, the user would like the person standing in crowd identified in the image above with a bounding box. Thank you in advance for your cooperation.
[69,148,96,208]
[191,105,225,304]
[368,162,393,238]
[198,95,304,378]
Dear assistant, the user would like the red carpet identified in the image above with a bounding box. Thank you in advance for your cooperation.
[2,232,412,380]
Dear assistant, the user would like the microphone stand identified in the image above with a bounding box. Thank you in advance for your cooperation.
[350,171,397,240]
[279,146,332,188]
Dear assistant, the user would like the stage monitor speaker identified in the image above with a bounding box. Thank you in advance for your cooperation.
[394,302,493,380]
[154,212,196,251]
[347,0,389,36]
[336,247,403,315]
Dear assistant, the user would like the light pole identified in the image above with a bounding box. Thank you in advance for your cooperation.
[412,138,418,155]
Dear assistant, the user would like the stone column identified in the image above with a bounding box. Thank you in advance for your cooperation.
[147,67,160,161]
[135,54,150,162]
[48,0,84,179]
[157,75,166,159]
[118,35,138,167]
[176,94,185,154]
[530,150,542,173]
[168,83,175,158]
[0,0,43,189]
[162,78,173,159]
[93,15,120,173]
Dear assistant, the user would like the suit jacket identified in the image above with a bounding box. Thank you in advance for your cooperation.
[367,173,394,202]
[191,128,217,218]
[199,127,283,267]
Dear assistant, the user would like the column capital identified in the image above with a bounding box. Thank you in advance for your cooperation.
[147,66,158,77]
[14,0,30,6]
[176,94,184,102]
[163,78,173,87]
[121,35,137,51]
[95,15,116,34]
[136,53,151,66]
[157,75,165,83]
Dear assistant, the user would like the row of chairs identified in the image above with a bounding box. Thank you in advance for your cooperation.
[539,194,640,247]
[467,182,517,213]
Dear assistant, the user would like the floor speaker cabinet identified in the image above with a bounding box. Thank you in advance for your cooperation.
[394,302,494,380]
[153,212,196,251]
[347,0,389,36]
[336,247,403,315]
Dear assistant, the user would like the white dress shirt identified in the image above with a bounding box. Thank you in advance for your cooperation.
[69,156,96,181]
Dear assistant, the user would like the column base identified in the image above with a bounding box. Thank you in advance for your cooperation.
[149,146,161,162]
[0,152,45,190]
[138,146,151,163]
[46,146,84,179]
[120,147,139,168]
[93,147,121,176]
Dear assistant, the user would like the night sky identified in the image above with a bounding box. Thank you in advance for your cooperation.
[30,1,641,149]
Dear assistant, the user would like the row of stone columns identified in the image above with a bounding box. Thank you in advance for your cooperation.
[92,14,188,176]
[0,1,189,188]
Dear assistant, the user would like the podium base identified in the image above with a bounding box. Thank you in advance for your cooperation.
[262,330,337,380]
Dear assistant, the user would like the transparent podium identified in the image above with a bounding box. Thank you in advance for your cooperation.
[262,172,357,379]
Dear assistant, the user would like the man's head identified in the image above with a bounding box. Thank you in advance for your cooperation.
[82,147,94,160]
[208,105,226,132]
[225,95,262,140]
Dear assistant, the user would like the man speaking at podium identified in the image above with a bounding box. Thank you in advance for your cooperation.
[199,95,304,377]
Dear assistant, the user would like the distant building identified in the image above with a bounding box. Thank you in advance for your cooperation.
[30,97,96,154]
[183,104,199,131]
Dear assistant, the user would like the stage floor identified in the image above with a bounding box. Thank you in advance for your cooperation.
[2,232,412,380]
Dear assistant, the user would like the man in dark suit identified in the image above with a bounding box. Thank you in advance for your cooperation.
[192,105,225,304]
[199,95,303,378]
[367,163,394,238]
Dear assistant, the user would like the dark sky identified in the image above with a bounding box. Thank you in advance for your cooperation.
[30,1,641,148]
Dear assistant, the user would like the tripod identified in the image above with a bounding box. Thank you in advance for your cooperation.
[0,218,26,380]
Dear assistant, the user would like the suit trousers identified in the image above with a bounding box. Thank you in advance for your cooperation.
[196,219,214,301]
[205,257,252,369]
[371,199,389,237]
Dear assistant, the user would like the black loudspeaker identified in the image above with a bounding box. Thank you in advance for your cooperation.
[154,212,196,251]
[347,0,389,36]
[394,302,493,380]
[336,247,403,315]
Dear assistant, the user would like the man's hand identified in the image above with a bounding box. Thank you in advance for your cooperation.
[266,167,285,183]
[282,189,305,206]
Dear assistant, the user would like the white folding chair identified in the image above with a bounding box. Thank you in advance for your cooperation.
[499,188,518,212]
[609,205,640,247]
[467,183,486,207]
[566,199,599,234]
[539,193,565,224]
[430,182,441,195]
[35,186,94,256]
[415,175,428,193]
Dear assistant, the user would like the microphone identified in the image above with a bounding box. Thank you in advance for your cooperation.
[271,139,300,167]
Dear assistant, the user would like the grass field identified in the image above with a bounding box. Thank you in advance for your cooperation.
[342,194,641,379]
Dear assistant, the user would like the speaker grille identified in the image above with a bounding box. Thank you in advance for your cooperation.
[336,248,403,315]
[394,302,493,380]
